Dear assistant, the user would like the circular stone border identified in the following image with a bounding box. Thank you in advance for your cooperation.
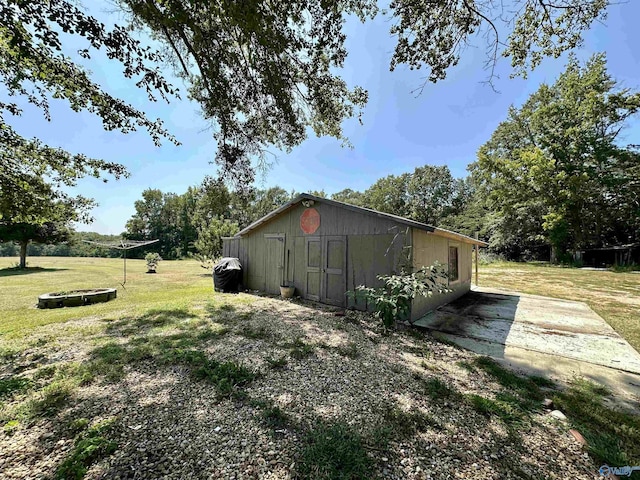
[37,288,117,309]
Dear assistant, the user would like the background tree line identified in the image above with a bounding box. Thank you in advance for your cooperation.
[4,55,639,264]
[0,0,636,268]
[12,59,638,266]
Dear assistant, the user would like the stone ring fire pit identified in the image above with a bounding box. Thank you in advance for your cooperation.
[37,288,117,309]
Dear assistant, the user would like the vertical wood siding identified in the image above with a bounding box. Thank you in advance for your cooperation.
[410,230,473,321]
[223,201,409,307]
[221,199,475,315]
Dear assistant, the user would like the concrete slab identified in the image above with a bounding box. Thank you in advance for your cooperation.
[414,286,640,403]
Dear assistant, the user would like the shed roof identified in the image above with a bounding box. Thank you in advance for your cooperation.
[582,243,639,251]
[233,193,488,247]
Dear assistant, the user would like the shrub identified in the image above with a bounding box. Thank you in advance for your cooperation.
[348,262,450,329]
[478,251,507,265]
[611,263,640,273]
[144,252,162,273]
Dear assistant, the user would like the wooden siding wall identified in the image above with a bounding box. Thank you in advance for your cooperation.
[410,230,473,321]
[223,201,410,308]
[222,238,240,259]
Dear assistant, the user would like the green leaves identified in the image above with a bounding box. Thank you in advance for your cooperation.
[335,165,470,228]
[121,0,373,187]
[144,252,162,271]
[389,0,608,89]
[349,262,450,329]
[0,0,181,265]
[472,53,640,258]
[1,0,614,192]
[193,217,239,259]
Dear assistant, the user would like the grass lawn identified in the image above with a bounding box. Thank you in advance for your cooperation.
[479,262,640,352]
[0,256,253,338]
[1,257,639,479]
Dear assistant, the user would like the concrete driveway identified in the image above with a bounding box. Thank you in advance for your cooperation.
[414,286,640,402]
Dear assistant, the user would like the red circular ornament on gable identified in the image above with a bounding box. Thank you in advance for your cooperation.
[300,208,320,234]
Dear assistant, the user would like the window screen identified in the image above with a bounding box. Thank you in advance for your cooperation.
[449,246,459,281]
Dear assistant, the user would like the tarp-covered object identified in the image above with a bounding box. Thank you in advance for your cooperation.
[213,257,243,293]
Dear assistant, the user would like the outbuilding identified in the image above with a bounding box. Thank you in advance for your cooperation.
[578,243,640,268]
[222,193,488,321]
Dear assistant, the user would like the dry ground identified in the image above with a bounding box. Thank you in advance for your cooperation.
[1,258,639,479]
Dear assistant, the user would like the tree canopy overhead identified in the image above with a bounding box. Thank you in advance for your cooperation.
[1,1,613,187]
[0,0,617,262]
[120,0,611,183]
[0,0,183,246]
[0,0,179,181]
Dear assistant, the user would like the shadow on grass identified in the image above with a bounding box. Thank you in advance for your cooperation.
[296,421,373,480]
[2,305,250,477]
[469,356,640,476]
[553,379,640,470]
[0,266,69,277]
[459,357,555,435]
[204,302,237,318]
[104,308,194,335]
[6,301,640,480]
[94,310,235,387]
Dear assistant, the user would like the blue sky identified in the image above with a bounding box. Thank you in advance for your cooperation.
[9,3,640,234]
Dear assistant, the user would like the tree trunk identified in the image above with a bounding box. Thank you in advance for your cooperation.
[550,245,557,264]
[19,241,28,269]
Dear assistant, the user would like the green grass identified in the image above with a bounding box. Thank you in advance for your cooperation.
[17,380,75,421]
[334,341,360,359]
[473,356,554,397]
[55,419,117,480]
[260,404,291,430]
[83,332,257,397]
[2,257,640,478]
[287,337,315,360]
[378,404,441,439]
[238,323,276,341]
[422,376,459,401]
[465,393,527,427]
[265,355,288,369]
[68,417,90,434]
[479,261,640,351]
[166,349,256,397]
[0,377,33,399]
[466,356,640,472]
[553,379,640,469]
[461,357,551,429]
[296,422,373,480]
[0,257,257,432]
[0,256,254,337]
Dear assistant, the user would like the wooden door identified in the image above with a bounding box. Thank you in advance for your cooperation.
[305,237,321,301]
[264,235,285,294]
[321,236,346,306]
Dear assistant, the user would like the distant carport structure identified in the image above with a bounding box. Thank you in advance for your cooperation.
[82,239,159,287]
[579,243,640,268]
